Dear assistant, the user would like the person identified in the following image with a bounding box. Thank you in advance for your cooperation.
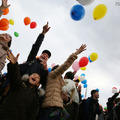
[0,33,12,73]
[62,71,79,120]
[106,91,120,120]
[19,22,51,88]
[82,89,102,120]
[37,44,87,120]
[0,50,45,120]
[0,0,10,17]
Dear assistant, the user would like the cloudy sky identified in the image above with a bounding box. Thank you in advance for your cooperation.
[1,0,120,107]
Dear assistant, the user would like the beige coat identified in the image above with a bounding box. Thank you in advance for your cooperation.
[0,41,9,73]
[42,53,78,108]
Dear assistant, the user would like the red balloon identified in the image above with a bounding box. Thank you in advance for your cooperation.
[79,57,89,67]
[30,22,37,29]
[24,17,31,25]
[0,18,9,27]
[0,25,9,31]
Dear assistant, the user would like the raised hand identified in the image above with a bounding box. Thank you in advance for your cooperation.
[75,44,87,55]
[7,50,20,64]
[0,0,10,10]
[42,22,51,35]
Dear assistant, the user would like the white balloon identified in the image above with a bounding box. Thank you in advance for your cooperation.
[77,0,95,6]
[80,76,85,81]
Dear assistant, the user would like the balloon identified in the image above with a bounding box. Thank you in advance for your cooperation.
[77,0,95,6]
[88,55,92,62]
[9,19,14,25]
[0,18,9,27]
[90,53,98,62]
[78,77,80,82]
[112,87,117,94]
[83,84,88,88]
[30,22,37,29]
[80,76,85,81]
[3,8,9,15]
[81,94,84,98]
[81,79,87,84]
[14,32,19,37]
[79,57,89,67]
[0,26,9,31]
[96,88,99,92]
[93,4,107,20]
[72,61,80,71]
[70,4,85,21]
[104,107,107,111]
[51,63,56,68]
[48,68,52,73]
[81,73,85,76]
[24,17,31,25]
[80,67,86,71]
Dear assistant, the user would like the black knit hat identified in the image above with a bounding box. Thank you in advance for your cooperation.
[42,50,51,58]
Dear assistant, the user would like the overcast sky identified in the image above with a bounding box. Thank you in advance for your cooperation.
[1,0,120,107]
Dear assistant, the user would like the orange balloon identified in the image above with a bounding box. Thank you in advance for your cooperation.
[24,17,31,25]
[0,18,9,27]
[0,25,9,31]
[3,8,9,15]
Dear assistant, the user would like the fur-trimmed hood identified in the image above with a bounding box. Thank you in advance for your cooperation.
[21,74,45,97]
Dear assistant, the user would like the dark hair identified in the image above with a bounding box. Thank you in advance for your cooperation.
[51,65,59,71]
[8,36,12,47]
[74,79,79,83]
[91,90,98,96]
[65,71,74,80]
[42,50,51,58]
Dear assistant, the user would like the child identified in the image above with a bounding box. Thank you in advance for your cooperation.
[0,50,45,120]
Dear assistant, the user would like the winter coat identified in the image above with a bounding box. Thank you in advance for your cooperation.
[42,53,78,108]
[62,79,79,104]
[19,34,48,88]
[0,41,9,73]
[83,97,102,120]
[0,62,45,120]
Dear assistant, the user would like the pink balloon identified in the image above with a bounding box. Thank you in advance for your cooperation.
[72,61,80,71]
[51,63,56,68]
[30,21,37,29]
[79,57,89,67]
[74,75,79,80]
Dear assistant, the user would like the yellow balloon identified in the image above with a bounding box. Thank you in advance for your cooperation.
[78,77,81,82]
[90,52,98,61]
[93,4,107,20]
[9,19,14,25]
[80,67,86,71]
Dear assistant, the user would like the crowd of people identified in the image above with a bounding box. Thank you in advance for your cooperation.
[0,0,120,120]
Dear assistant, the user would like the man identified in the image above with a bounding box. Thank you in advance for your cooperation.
[19,22,51,88]
[0,0,10,17]
[83,89,102,120]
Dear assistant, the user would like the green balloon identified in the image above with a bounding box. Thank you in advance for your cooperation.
[14,32,19,37]
[104,107,107,110]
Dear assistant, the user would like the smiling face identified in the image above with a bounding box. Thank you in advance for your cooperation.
[39,53,49,63]
[28,73,40,87]
[0,33,11,43]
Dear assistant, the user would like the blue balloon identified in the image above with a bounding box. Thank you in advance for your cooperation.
[70,4,85,21]
[81,79,87,84]
[81,73,85,76]
[96,88,99,92]
[48,68,52,73]
[81,94,84,98]
[83,84,88,88]
[88,55,92,62]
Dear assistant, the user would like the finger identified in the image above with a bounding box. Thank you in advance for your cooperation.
[47,22,49,26]
[16,53,20,60]
[7,4,11,8]
[9,50,13,56]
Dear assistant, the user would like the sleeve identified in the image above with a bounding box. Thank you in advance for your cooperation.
[27,34,44,62]
[7,62,22,88]
[49,53,78,79]
[0,54,6,73]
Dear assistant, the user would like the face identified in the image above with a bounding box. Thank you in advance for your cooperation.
[28,73,40,87]
[75,82,78,87]
[0,33,11,43]
[39,53,49,63]
[93,92,99,99]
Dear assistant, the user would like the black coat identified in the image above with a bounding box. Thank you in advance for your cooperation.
[19,34,48,88]
[0,63,40,120]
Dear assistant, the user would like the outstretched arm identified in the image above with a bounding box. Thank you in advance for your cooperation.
[50,44,87,78]
[0,0,10,17]
[27,22,51,62]
[7,50,22,88]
